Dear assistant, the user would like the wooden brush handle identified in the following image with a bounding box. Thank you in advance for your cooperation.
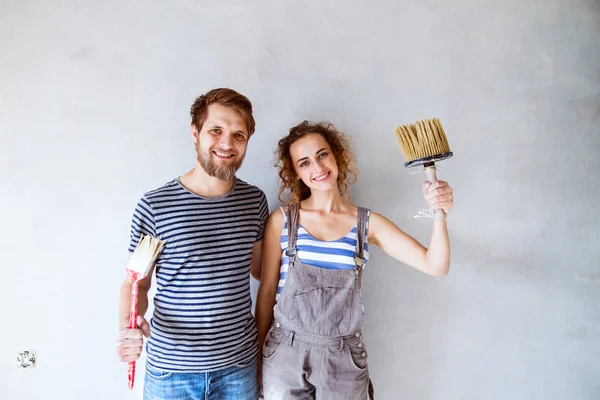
[424,165,445,219]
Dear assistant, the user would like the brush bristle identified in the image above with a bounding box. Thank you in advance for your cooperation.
[395,118,451,163]
[127,235,164,275]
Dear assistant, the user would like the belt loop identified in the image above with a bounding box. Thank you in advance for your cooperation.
[288,330,295,346]
[339,336,344,352]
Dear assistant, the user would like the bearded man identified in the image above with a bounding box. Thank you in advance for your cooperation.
[116,88,268,400]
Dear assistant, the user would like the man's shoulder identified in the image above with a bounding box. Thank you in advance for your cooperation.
[140,178,181,202]
[234,177,266,198]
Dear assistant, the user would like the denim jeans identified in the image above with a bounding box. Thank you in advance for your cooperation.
[143,360,259,400]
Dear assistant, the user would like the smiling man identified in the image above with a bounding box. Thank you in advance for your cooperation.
[116,88,268,400]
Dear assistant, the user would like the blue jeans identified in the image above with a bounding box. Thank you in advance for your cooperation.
[143,360,259,400]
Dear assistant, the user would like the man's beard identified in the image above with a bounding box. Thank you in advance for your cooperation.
[197,145,245,181]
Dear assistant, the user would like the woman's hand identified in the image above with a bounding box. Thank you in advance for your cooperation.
[422,180,454,214]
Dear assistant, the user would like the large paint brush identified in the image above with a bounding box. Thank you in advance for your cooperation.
[395,118,453,219]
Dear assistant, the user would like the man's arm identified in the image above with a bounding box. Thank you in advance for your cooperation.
[118,269,153,328]
[118,195,157,362]
[250,240,264,281]
[251,191,269,281]
[116,257,154,362]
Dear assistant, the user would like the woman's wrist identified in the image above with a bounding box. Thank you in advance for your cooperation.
[433,212,447,221]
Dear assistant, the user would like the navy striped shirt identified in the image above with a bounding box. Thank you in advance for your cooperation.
[128,177,269,372]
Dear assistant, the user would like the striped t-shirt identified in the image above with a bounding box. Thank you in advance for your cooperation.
[128,177,269,372]
[277,207,370,301]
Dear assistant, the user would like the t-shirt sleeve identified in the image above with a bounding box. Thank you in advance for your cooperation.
[256,191,269,242]
[128,196,156,253]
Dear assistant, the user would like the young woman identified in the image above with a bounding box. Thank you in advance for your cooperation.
[256,121,454,400]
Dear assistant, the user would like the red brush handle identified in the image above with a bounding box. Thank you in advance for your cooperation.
[127,271,142,390]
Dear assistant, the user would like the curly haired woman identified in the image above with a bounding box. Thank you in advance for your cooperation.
[255,121,454,400]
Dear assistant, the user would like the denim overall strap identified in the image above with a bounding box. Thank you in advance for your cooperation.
[354,207,369,273]
[286,204,300,266]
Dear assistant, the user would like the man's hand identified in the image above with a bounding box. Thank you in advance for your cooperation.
[116,316,151,362]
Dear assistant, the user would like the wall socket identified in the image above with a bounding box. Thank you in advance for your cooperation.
[17,350,36,368]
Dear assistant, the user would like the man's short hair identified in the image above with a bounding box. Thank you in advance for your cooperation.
[190,88,255,136]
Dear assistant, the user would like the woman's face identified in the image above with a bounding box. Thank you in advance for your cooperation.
[289,133,339,194]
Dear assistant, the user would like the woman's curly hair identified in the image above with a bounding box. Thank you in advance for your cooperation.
[276,121,357,204]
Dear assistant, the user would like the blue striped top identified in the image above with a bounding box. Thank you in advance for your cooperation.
[128,177,269,372]
[277,207,370,301]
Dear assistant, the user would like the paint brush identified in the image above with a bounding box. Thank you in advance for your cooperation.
[395,118,453,219]
[126,234,164,390]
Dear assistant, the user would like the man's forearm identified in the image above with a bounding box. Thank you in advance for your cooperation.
[119,280,150,329]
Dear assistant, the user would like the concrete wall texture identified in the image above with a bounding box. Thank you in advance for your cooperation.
[1,0,599,399]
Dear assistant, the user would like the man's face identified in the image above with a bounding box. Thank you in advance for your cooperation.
[192,104,250,181]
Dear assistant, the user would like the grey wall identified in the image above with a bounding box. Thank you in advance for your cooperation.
[1,0,599,399]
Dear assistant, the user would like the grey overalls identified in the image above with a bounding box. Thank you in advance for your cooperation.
[262,205,371,400]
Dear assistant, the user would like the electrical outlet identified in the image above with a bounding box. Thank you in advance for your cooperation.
[16,350,36,368]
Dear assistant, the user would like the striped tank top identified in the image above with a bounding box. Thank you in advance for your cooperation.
[277,206,370,301]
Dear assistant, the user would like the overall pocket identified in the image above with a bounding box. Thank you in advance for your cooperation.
[290,287,352,336]
[262,327,284,360]
[346,334,368,371]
